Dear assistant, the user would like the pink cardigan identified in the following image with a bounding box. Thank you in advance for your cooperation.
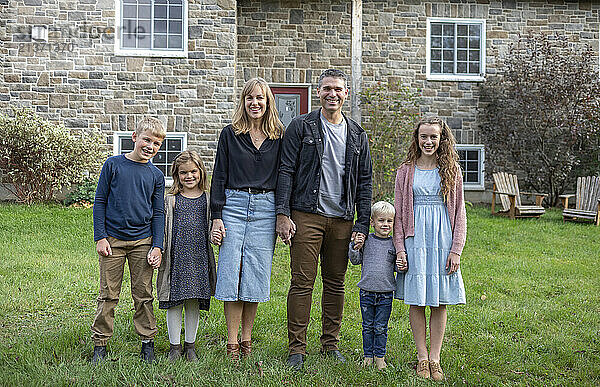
[393,163,467,256]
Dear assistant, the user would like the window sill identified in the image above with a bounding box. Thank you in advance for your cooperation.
[114,48,188,58]
[463,184,485,191]
[426,74,485,82]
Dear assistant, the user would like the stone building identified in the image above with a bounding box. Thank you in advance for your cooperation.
[1,0,598,200]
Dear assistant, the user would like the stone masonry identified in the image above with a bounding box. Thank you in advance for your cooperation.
[361,0,599,145]
[236,0,352,112]
[1,0,599,191]
[0,0,237,170]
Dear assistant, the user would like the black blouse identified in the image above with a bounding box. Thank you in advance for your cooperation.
[210,125,281,219]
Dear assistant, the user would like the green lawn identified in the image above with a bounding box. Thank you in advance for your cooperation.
[0,204,598,386]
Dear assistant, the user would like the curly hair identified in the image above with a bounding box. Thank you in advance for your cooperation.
[404,116,460,199]
[232,78,284,140]
[168,150,209,195]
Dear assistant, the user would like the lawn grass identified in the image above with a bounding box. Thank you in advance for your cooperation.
[0,204,599,386]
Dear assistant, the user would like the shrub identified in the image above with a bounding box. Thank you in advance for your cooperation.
[361,81,420,201]
[0,109,106,204]
[479,33,600,205]
[64,178,98,207]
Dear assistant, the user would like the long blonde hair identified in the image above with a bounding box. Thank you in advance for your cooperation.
[404,116,460,199]
[232,78,284,139]
[168,150,209,195]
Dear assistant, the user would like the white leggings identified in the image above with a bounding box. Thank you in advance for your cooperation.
[166,299,200,345]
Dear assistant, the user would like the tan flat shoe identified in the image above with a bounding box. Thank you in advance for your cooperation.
[374,356,387,370]
[429,360,444,381]
[416,359,430,378]
[362,357,373,367]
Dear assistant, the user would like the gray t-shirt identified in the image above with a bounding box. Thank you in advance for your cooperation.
[348,234,397,293]
[317,112,347,217]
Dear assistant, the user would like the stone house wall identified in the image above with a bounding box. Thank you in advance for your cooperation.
[236,0,352,113]
[1,0,599,200]
[0,0,237,170]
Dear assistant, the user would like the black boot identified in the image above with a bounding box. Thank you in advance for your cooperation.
[167,343,182,362]
[140,341,156,363]
[183,341,198,362]
[91,345,107,365]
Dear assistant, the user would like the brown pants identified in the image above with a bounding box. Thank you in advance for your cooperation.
[287,210,353,355]
[91,236,157,346]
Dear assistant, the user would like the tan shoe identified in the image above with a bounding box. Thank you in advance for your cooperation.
[374,356,387,370]
[429,361,444,381]
[416,359,430,378]
[362,357,373,367]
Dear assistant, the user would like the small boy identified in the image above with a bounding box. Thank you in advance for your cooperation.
[349,201,399,370]
[91,117,166,364]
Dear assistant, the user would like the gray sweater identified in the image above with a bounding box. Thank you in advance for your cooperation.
[348,233,396,292]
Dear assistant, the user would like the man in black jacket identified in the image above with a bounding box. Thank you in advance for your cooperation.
[276,69,373,370]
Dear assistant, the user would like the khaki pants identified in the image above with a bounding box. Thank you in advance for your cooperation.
[91,236,157,346]
[287,211,353,355]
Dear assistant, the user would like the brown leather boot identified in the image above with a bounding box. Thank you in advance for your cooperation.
[226,343,240,363]
[183,341,198,362]
[239,340,252,357]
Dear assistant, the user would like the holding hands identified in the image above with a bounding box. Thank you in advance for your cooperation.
[446,252,460,275]
[147,247,162,269]
[396,251,408,272]
[276,214,297,245]
[351,232,366,250]
[211,219,226,246]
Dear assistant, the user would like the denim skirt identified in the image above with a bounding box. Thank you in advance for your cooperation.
[214,189,277,302]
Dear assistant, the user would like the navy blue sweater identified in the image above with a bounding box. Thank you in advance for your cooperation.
[93,155,165,249]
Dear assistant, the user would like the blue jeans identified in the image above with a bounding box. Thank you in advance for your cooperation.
[360,289,393,357]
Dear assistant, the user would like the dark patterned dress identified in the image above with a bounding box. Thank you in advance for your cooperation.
[159,193,211,311]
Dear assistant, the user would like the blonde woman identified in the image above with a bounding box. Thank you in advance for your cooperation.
[209,78,285,362]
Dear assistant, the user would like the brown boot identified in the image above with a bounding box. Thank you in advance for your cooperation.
[167,343,182,362]
[239,340,251,357]
[183,341,198,362]
[226,343,240,363]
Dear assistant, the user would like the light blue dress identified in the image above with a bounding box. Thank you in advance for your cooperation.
[395,167,466,306]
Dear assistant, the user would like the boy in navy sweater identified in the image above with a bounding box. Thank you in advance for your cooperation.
[91,117,166,364]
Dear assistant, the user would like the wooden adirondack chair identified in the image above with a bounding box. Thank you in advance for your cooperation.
[559,176,600,226]
[491,172,547,219]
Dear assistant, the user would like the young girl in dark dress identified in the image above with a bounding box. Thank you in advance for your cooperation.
[157,150,216,362]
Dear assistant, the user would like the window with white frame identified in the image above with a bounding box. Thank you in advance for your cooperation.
[456,144,485,190]
[115,0,188,57]
[113,132,187,183]
[426,18,486,82]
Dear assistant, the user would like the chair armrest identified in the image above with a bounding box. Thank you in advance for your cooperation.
[492,190,516,197]
[521,191,548,197]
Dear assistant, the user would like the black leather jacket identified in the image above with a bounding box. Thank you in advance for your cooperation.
[275,109,373,235]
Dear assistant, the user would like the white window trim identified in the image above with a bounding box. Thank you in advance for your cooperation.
[114,0,188,58]
[426,17,486,82]
[456,144,485,190]
[113,131,187,185]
